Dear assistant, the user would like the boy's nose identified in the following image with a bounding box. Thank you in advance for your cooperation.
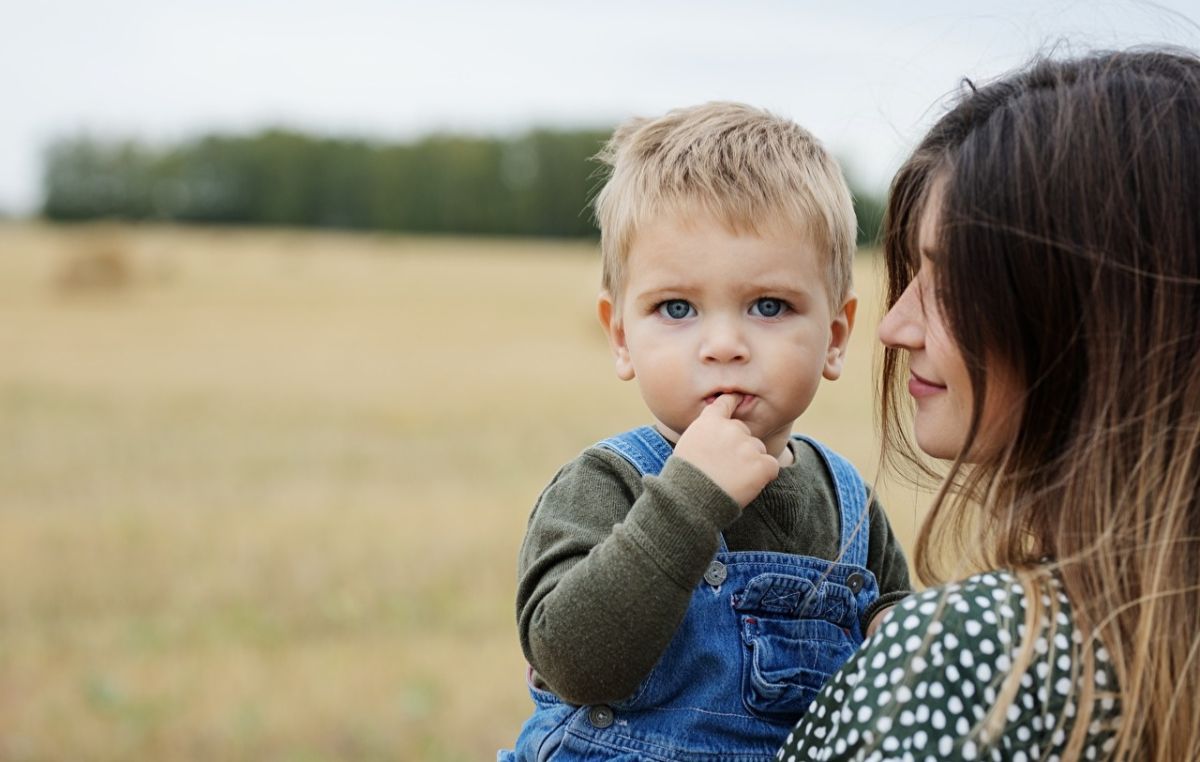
[700,319,749,363]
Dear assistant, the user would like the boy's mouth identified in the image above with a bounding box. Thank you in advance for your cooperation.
[704,391,757,412]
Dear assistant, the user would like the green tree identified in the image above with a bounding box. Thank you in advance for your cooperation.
[41,129,884,246]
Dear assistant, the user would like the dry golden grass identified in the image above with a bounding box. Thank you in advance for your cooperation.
[0,221,929,761]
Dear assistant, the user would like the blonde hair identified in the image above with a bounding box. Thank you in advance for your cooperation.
[882,50,1200,759]
[592,102,856,305]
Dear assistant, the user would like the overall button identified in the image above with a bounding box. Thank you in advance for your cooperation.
[703,560,727,587]
[846,572,865,594]
[588,705,614,729]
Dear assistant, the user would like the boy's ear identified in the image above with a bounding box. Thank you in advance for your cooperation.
[598,291,635,381]
[822,292,857,381]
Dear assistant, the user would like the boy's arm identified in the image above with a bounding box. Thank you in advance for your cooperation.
[517,450,740,706]
[860,497,913,631]
[519,397,776,705]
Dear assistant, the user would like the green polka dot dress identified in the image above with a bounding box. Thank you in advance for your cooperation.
[777,571,1120,761]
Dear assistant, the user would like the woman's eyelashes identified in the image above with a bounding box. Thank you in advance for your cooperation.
[653,297,792,320]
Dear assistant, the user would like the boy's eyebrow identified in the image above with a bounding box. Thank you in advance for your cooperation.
[630,281,817,304]
[630,284,699,301]
[729,279,818,303]
[745,279,814,295]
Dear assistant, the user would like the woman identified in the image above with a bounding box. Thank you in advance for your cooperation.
[778,49,1200,760]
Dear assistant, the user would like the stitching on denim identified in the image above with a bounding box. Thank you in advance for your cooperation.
[762,590,804,609]
[597,426,670,477]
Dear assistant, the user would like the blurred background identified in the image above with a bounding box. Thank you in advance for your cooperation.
[2,2,1198,760]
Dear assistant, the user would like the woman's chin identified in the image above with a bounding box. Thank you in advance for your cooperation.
[913,428,964,462]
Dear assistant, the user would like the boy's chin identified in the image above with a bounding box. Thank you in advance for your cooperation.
[650,421,685,444]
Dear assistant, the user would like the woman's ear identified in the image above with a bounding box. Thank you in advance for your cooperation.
[822,292,857,381]
[598,291,635,381]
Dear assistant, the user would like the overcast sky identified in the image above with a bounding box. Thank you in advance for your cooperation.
[5,1,1200,215]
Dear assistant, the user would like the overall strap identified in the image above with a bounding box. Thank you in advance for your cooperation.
[596,426,674,477]
[793,435,870,568]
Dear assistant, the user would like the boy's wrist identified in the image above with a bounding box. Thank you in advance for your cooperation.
[616,457,740,590]
[865,606,893,637]
[860,591,912,634]
[655,457,742,531]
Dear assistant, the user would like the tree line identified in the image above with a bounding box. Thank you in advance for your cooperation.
[42,129,885,244]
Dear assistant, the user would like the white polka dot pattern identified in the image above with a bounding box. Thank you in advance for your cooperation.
[776,571,1119,761]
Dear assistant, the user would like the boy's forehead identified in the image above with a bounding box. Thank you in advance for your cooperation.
[608,203,845,304]
[647,203,815,242]
[626,210,821,263]
[622,229,827,295]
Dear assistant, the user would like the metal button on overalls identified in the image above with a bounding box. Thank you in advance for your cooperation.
[588,705,614,728]
[704,561,727,587]
[846,572,865,594]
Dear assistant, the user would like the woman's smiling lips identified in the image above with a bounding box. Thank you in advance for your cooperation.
[907,370,947,399]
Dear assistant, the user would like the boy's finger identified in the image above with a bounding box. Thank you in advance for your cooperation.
[703,393,742,419]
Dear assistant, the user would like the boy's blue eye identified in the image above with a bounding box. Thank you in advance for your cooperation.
[657,300,695,320]
[751,298,788,318]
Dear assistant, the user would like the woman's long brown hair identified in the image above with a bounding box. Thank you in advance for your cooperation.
[881,49,1200,759]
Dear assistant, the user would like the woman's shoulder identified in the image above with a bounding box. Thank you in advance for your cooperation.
[883,570,1034,648]
[779,570,1119,761]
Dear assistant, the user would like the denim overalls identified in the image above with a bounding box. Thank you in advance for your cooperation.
[501,426,879,761]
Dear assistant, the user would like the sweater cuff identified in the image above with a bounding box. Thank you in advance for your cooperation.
[860,589,913,632]
[621,456,741,589]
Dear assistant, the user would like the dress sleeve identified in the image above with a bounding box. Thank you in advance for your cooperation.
[776,572,1119,762]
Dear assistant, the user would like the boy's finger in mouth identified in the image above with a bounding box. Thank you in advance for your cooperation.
[703,392,757,413]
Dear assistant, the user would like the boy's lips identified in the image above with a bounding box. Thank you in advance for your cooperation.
[704,391,757,412]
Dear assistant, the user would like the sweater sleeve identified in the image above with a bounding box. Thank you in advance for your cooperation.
[516,450,741,706]
[860,497,913,630]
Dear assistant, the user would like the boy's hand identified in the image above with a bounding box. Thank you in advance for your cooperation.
[672,394,780,508]
[866,606,894,638]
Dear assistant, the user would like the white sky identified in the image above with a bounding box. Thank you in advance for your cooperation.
[4,0,1200,215]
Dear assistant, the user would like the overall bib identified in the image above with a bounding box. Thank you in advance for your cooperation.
[501,426,878,761]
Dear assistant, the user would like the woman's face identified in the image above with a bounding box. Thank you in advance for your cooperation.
[877,186,1022,461]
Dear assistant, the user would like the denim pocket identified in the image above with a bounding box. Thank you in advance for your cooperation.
[740,615,856,719]
[735,573,859,721]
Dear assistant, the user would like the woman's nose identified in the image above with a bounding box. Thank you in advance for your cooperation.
[877,278,925,350]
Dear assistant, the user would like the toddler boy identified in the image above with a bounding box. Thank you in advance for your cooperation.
[500,102,911,761]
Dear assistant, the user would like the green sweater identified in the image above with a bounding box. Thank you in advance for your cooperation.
[516,434,912,706]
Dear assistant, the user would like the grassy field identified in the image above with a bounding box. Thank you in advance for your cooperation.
[0,221,930,761]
